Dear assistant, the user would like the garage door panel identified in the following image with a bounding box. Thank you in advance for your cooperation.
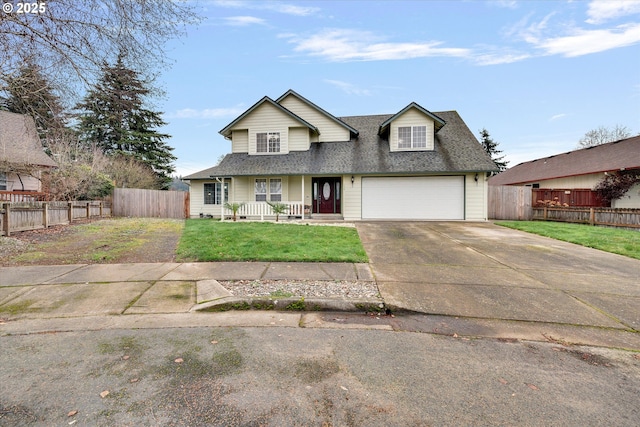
[362,176,464,220]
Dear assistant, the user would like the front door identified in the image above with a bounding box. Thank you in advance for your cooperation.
[312,177,341,214]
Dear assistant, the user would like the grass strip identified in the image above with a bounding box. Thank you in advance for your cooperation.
[495,221,640,260]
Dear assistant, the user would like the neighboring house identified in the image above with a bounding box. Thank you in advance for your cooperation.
[489,136,640,208]
[0,110,57,193]
[185,90,498,221]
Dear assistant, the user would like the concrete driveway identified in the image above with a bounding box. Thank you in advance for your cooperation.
[356,222,640,348]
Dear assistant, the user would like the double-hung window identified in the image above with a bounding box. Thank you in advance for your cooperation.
[256,132,280,153]
[398,126,427,149]
[255,178,282,202]
[204,182,228,205]
[0,172,7,191]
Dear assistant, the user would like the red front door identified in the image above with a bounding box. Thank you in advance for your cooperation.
[313,177,341,214]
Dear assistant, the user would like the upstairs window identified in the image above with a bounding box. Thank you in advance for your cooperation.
[0,172,7,190]
[256,132,280,153]
[398,126,427,149]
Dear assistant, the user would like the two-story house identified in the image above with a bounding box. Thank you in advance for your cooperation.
[185,90,498,221]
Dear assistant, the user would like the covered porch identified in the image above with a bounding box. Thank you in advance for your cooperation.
[194,174,349,221]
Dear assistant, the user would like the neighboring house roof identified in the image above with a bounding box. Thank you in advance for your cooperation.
[219,96,319,139]
[0,110,57,168]
[490,135,640,186]
[275,89,359,137]
[378,102,446,135]
[186,110,497,179]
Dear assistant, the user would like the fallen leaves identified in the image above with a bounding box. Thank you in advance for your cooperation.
[67,410,78,417]
[174,357,184,364]
[99,390,109,398]
[526,383,539,391]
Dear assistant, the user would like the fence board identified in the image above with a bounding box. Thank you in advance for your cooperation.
[112,188,189,219]
[533,207,640,228]
[1,201,111,236]
[488,186,532,220]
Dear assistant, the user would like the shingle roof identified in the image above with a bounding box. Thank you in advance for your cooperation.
[489,135,640,186]
[186,109,497,179]
[0,111,58,168]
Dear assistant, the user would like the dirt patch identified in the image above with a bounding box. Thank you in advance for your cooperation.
[0,218,184,266]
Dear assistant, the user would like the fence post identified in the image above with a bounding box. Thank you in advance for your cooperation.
[86,201,91,219]
[68,201,73,224]
[589,207,595,226]
[543,206,548,220]
[2,203,10,237]
[42,202,49,229]
[99,201,103,218]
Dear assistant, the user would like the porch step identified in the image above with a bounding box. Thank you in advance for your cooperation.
[309,214,344,220]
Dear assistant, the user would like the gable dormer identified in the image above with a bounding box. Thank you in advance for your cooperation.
[219,96,318,155]
[379,102,445,152]
[276,89,359,143]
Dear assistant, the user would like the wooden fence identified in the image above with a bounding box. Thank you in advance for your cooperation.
[1,201,111,236]
[112,188,189,219]
[0,191,49,202]
[533,207,640,228]
[488,186,533,220]
[532,188,607,207]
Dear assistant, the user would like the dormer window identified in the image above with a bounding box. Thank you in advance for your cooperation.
[398,126,427,149]
[257,132,280,153]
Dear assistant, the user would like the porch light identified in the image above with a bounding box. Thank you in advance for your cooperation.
[351,175,355,185]
[474,173,478,182]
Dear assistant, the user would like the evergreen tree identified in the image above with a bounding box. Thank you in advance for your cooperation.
[2,61,69,153]
[76,54,176,187]
[479,128,508,172]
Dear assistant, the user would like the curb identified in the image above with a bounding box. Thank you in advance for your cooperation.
[191,296,386,313]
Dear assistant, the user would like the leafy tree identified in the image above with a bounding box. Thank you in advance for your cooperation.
[479,128,508,172]
[76,54,176,187]
[594,170,640,204]
[577,125,632,148]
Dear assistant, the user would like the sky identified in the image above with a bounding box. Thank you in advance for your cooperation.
[158,0,640,177]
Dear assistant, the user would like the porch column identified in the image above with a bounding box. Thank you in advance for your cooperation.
[301,175,305,220]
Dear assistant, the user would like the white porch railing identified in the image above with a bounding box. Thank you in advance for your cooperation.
[224,201,306,221]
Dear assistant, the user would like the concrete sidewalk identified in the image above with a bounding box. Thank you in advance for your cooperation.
[0,261,380,319]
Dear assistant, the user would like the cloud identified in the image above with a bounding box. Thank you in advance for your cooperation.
[511,9,640,57]
[284,29,471,62]
[167,107,244,119]
[324,80,372,96]
[586,0,640,24]
[212,0,319,16]
[534,23,640,56]
[489,0,519,9]
[549,113,567,121]
[223,16,266,26]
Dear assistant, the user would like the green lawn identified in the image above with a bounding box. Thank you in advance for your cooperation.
[176,220,369,263]
[495,221,640,260]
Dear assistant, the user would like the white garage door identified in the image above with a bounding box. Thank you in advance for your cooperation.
[362,176,464,220]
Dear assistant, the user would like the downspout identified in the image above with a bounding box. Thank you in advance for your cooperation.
[215,177,225,222]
